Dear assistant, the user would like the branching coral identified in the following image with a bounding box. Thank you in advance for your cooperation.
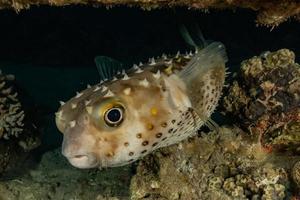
[0,70,24,140]
[0,70,41,176]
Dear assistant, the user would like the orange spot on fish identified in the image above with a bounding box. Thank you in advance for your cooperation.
[147,123,154,130]
[150,107,158,116]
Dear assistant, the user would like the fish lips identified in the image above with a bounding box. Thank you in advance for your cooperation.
[62,149,99,169]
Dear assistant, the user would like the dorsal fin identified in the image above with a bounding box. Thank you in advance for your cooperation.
[179,24,207,49]
[94,56,125,81]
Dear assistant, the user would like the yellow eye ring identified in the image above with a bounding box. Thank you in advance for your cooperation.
[103,106,124,127]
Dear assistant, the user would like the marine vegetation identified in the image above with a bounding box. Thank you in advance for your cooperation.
[55,28,228,169]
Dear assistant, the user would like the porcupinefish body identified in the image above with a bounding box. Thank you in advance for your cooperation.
[55,42,227,169]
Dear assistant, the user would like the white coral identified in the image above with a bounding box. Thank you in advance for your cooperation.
[0,72,24,139]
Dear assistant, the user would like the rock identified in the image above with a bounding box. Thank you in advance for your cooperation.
[0,0,299,27]
[130,126,298,199]
[222,49,300,152]
[0,148,131,200]
[292,161,300,188]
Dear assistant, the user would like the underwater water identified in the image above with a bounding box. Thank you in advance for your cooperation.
[0,6,299,200]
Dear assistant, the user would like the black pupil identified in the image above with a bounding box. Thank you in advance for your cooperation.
[107,108,121,123]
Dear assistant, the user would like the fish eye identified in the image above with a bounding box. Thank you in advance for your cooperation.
[104,107,124,127]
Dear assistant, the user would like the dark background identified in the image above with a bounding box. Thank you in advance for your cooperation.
[0,6,299,67]
[0,6,299,151]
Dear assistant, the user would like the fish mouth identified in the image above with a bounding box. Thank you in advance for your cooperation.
[64,153,99,169]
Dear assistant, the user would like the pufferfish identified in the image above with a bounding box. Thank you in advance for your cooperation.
[55,40,228,169]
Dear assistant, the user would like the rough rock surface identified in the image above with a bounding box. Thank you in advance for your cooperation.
[0,0,300,27]
[222,49,300,152]
[0,148,132,200]
[130,126,299,200]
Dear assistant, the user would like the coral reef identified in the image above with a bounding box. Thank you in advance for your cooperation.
[0,70,40,176]
[0,0,300,27]
[0,71,24,140]
[130,126,299,200]
[0,148,131,200]
[292,161,300,189]
[222,49,300,152]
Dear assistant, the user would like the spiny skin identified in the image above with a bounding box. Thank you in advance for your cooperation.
[55,49,226,169]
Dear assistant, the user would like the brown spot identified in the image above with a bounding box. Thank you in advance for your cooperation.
[106,152,114,157]
[147,123,154,130]
[161,122,167,128]
[152,142,158,147]
[156,132,162,138]
[162,137,167,141]
[142,141,149,146]
[171,120,176,124]
[136,133,142,139]
[129,152,134,156]
[177,121,183,126]
[141,150,147,154]
[168,128,174,133]
[124,142,129,147]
